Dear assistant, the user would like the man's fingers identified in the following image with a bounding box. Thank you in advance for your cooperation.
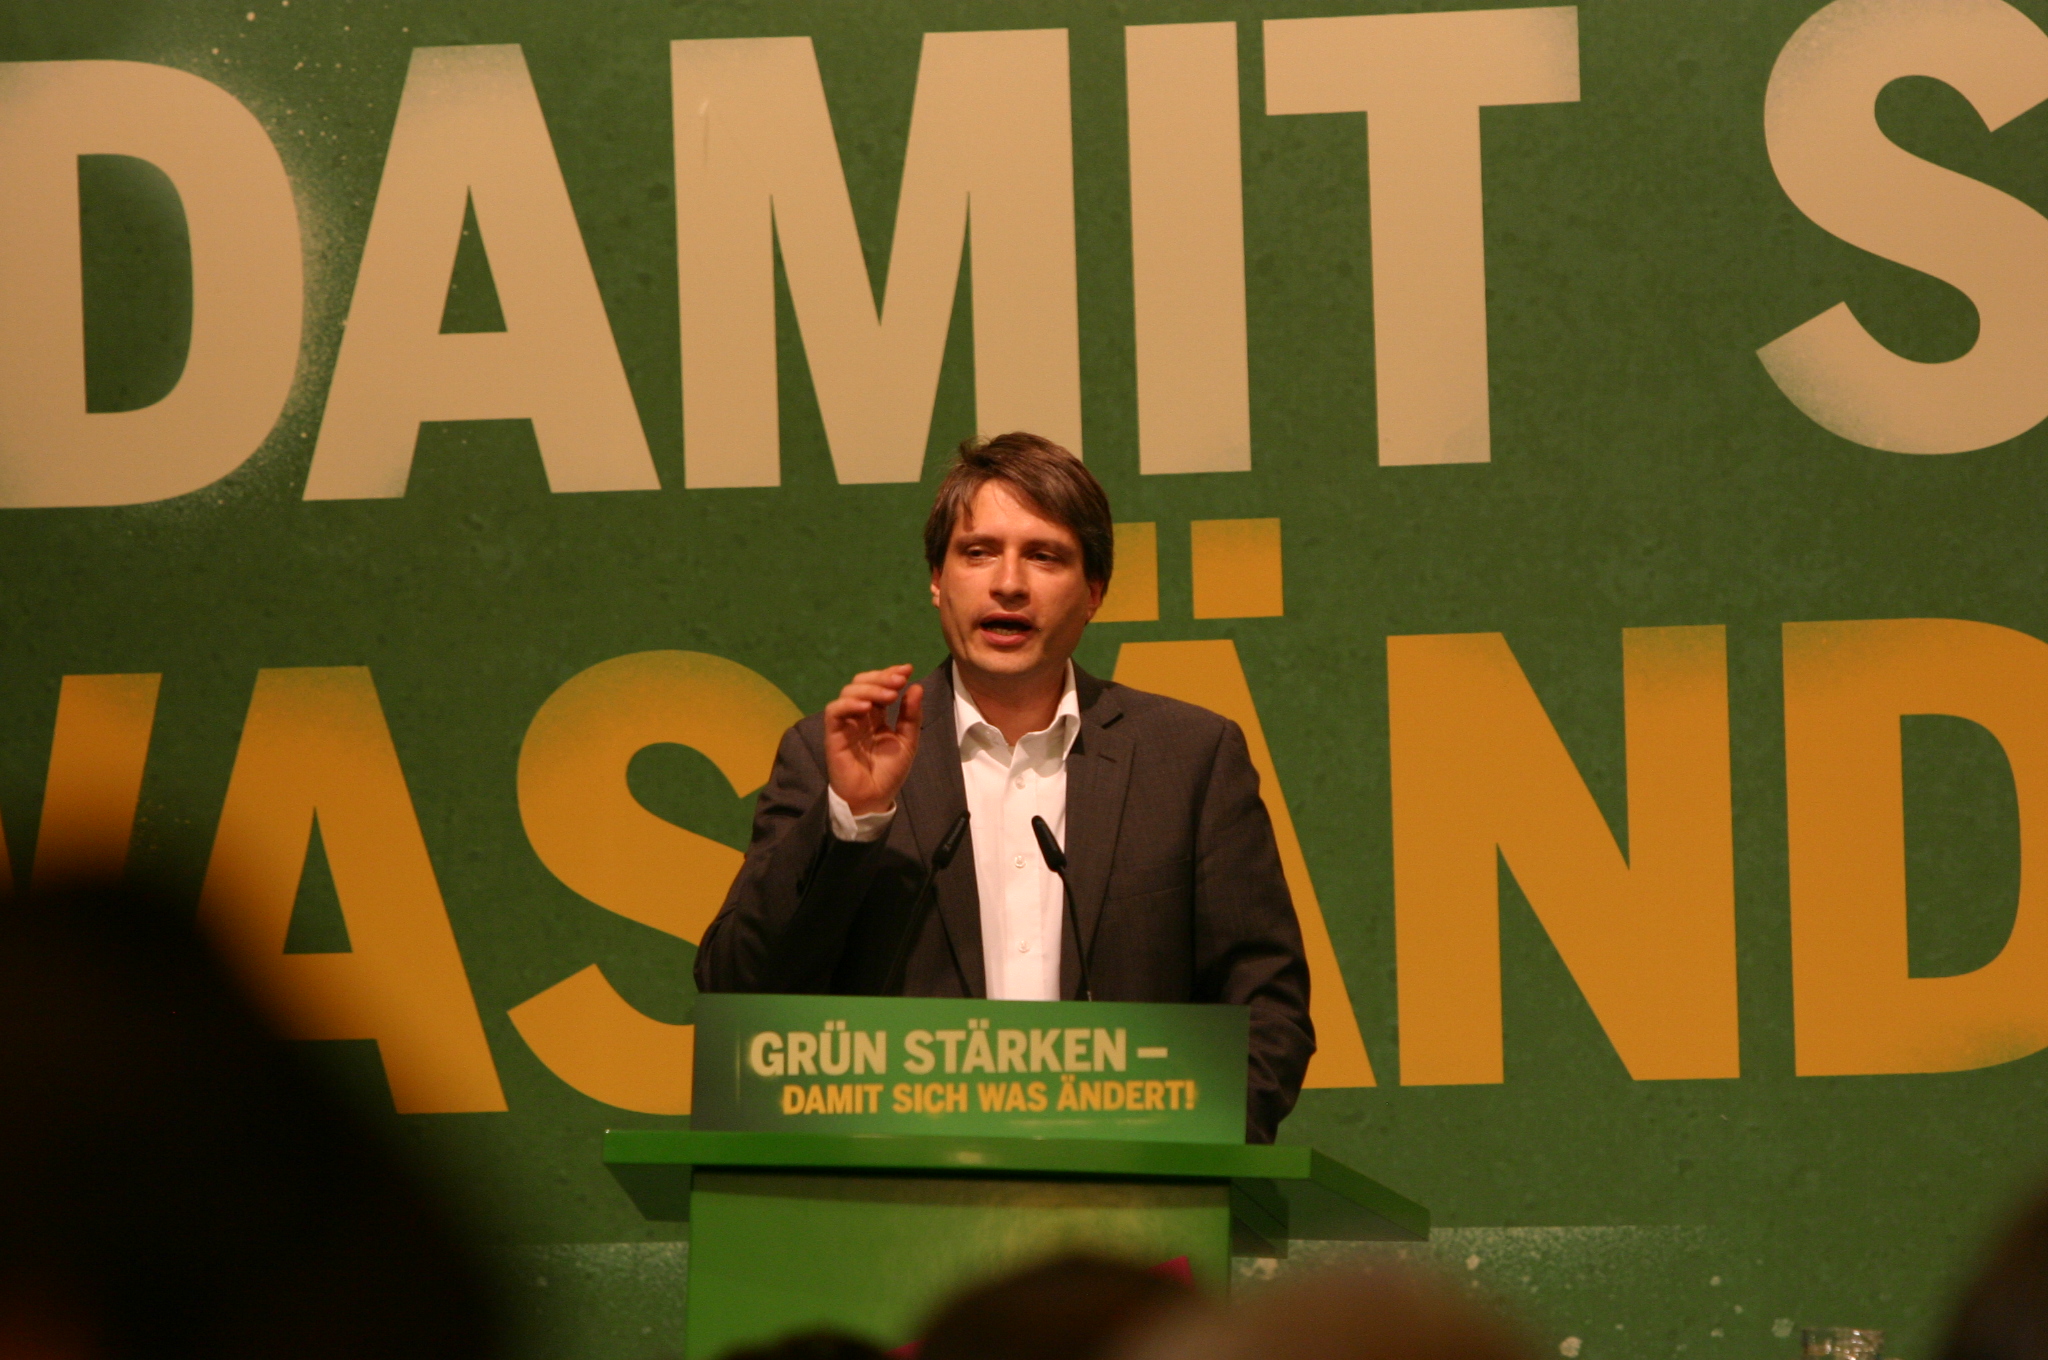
[828,667,919,808]
[824,696,875,723]
[831,667,920,730]
[826,703,891,752]
[847,665,914,690]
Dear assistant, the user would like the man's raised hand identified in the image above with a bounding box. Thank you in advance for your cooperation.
[824,664,924,816]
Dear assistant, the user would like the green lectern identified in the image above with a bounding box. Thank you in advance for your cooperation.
[604,995,1427,1358]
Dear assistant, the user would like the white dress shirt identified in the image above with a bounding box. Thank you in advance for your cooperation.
[827,663,1082,1000]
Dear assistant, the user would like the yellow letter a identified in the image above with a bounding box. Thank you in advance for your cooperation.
[198,667,505,1113]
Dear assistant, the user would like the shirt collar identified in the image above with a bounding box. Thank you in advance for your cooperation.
[954,661,1081,759]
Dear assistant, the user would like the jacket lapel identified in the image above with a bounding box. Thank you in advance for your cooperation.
[1061,667,1132,999]
[897,662,984,997]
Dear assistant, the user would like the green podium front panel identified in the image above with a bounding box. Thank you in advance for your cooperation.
[605,1128,1429,1358]
[605,999,1426,1357]
[685,1171,1229,1358]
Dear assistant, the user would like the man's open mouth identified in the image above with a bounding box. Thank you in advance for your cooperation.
[979,615,1034,638]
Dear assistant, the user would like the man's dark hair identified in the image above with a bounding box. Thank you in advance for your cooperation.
[923,432,1115,585]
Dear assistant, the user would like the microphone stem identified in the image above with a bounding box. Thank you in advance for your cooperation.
[1056,868,1093,1002]
[882,809,969,996]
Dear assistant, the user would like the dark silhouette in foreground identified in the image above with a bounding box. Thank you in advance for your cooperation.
[718,1331,889,1360]
[916,1252,1202,1360]
[1941,1180,2048,1360]
[0,881,502,1360]
[1118,1264,1536,1360]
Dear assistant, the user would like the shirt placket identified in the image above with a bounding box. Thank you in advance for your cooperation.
[1001,736,1042,994]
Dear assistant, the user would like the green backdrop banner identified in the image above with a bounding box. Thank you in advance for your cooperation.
[6,0,2048,1354]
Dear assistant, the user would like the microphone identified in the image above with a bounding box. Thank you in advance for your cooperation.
[1031,815,1093,1002]
[881,808,970,996]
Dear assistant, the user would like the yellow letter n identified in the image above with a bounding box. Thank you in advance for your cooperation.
[1388,628,1737,1085]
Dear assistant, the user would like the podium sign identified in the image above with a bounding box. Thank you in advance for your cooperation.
[612,996,1421,1356]
[691,994,1249,1144]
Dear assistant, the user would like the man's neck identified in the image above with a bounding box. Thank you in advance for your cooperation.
[955,659,1066,747]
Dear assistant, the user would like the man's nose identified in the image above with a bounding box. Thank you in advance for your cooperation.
[991,551,1028,598]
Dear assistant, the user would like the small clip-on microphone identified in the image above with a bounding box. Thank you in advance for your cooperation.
[881,808,970,996]
[1031,815,1093,1002]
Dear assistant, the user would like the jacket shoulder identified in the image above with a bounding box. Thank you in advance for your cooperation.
[785,708,829,760]
[1094,679,1234,743]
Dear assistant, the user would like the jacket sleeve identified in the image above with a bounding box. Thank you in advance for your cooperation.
[1191,718,1316,1143]
[693,721,891,994]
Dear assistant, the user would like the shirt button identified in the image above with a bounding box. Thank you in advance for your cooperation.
[1017,941,1030,953]
[1012,855,1026,869]
[1014,777,1026,789]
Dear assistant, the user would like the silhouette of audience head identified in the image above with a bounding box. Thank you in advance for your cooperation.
[916,1252,1202,1360]
[719,1330,890,1360]
[1118,1263,1533,1360]
[0,881,501,1360]
[1941,1180,2048,1360]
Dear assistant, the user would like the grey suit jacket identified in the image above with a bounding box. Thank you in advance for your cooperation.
[693,661,1315,1142]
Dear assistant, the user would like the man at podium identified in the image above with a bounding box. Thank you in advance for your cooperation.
[695,433,1313,1142]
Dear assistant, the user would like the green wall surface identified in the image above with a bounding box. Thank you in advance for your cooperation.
[5,0,2048,1356]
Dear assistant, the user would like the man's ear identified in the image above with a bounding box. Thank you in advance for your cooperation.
[1085,577,1106,618]
[931,568,943,609]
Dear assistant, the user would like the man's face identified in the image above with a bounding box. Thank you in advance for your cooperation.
[931,481,1105,690]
